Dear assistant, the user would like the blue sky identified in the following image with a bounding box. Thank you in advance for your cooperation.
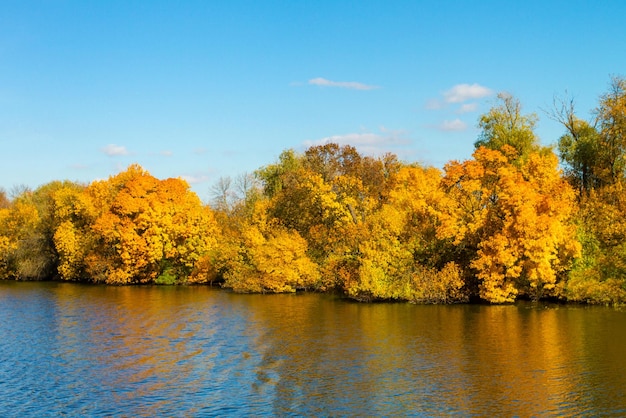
[2,0,625,200]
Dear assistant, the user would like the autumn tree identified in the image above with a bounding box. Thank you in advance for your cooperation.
[551,77,626,304]
[52,183,97,281]
[85,165,218,284]
[438,146,580,303]
[388,165,450,267]
[0,209,9,277]
[0,181,90,280]
[302,143,400,209]
[254,144,404,295]
[563,183,626,304]
[341,203,412,301]
[595,76,626,184]
[0,195,40,279]
[203,198,320,293]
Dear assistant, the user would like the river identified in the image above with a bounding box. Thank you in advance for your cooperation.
[1,281,625,416]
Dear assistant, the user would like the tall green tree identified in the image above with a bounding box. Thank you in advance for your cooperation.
[553,77,626,192]
[555,109,602,193]
[475,93,542,160]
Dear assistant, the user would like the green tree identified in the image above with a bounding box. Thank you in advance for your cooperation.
[475,93,543,160]
[557,118,602,193]
[255,149,302,198]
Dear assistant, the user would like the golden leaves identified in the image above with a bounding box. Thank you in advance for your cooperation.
[0,142,589,303]
[67,166,220,284]
[215,198,320,293]
[440,147,580,302]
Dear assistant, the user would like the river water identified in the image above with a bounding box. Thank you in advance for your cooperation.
[1,281,625,416]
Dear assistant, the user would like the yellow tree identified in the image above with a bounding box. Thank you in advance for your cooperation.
[388,165,449,265]
[564,182,626,304]
[326,162,465,303]
[342,203,415,301]
[52,184,95,280]
[0,182,86,280]
[85,165,218,284]
[387,164,466,303]
[267,167,355,263]
[261,145,402,291]
[439,146,580,302]
[207,198,320,293]
[0,199,40,278]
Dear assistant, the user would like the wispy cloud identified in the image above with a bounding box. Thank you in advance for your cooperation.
[437,119,468,131]
[427,83,493,112]
[425,83,492,132]
[457,103,478,114]
[160,150,173,157]
[308,77,379,90]
[304,126,409,155]
[101,144,129,156]
[443,83,493,103]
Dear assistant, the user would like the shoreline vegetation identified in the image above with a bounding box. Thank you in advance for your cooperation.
[2,77,626,305]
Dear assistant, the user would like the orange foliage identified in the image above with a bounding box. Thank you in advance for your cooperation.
[439,147,580,302]
[85,165,218,284]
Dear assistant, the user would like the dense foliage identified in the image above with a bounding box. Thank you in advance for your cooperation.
[2,77,626,304]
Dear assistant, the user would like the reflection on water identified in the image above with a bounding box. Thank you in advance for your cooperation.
[1,281,626,416]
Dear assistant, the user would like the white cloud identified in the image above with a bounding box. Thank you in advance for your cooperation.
[438,119,468,131]
[308,77,379,90]
[457,102,478,113]
[425,84,492,113]
[160,150,173,157]
[303,126,409,155]
[101,144,129,156]
[443,83,493,103]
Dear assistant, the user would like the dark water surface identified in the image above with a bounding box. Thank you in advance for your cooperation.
[1,281,626,416]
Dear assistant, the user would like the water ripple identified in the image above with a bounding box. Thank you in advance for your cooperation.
[2,283,626,416]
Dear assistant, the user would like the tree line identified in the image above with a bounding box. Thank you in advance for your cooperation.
[2,77,626,304]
